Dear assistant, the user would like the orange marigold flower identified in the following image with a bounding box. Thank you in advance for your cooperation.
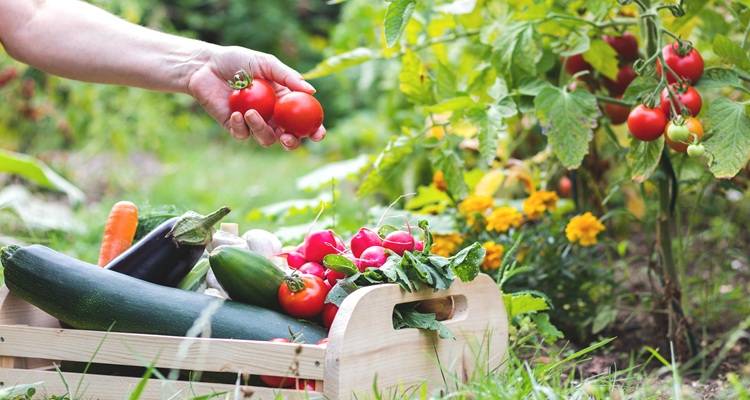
[486,206,523,233]
[431,233,463,257]
[458,195,494,226]
[433,170,447,191]
[522,190,559,220]
[565,212,605,246]
[481,241,505,271]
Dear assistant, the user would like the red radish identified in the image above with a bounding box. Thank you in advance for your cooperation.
[296,379,316,391]
[357,246,388,270]
[414,240,424,252]
[304,230,343,262]
[322,303,338,329]
[325,269,346,286]
[383,231,416,255]
[298,262,325,278]
[350,228,383,258]
[260,338,294,388]
[285,251,306,269]
[296,242,307,256]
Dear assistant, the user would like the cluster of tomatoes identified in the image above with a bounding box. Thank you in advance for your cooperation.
[261,227,423,389]
[565,35,706,157]
[227,69,324,138]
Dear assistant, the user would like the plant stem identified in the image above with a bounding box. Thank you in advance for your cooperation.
[595,94,636,107]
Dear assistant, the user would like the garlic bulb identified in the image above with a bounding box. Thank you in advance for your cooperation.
[207,223,247,252]
[242,229,282,258]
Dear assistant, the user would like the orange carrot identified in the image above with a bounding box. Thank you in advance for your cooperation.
[97,201,139,266]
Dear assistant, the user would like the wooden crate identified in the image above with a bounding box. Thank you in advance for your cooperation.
[0,274,508,399]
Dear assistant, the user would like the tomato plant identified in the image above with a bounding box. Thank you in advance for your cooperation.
[227,70,276,121]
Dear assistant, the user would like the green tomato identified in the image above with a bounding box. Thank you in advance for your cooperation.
[667,123,690,142]
[687,144,705,158]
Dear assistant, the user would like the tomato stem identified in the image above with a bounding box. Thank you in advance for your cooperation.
[226,69,253,90]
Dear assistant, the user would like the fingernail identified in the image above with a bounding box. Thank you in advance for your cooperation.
[232,113,242,123]
[301,81,316,93]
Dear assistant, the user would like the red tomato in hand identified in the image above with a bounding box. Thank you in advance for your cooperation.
[627,105,667,141]
[227,71,276,121]
[259,338,295,388]
[657,43,704,84]
[603,32,639,63]
[273,92,324,138]
[322,303,338,329]
[564,54,592,76]
[603,101,631,125]
[659,84,702,117]
[278,275,327,319]
[603,65,636,97]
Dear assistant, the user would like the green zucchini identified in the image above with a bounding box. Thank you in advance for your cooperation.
[209,247,285,310]
[178,257,210,292]
[1,245,326,343]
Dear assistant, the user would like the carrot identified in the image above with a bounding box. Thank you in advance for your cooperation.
[97,201,139,266]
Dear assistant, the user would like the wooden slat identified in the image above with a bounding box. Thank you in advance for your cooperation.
[0,326,325,379]
[0,368,322,400]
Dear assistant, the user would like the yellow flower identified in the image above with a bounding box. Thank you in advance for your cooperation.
[486,206,523,233]
[458,195,494,226]
[565,212,606,246]
[433,170,447,192]
[431,233,463,257]
[522,190,559,220]
[481,241,505,271]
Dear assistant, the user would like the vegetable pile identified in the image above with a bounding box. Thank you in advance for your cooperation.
[0,201,487,390]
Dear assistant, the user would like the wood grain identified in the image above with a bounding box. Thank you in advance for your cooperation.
[324,274,508,399]
[0,368,323,399]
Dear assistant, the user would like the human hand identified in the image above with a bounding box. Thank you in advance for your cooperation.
[186,45,326,150]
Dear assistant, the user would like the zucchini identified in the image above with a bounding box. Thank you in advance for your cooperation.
[178,258,210,292]
[1,245,326,343]
[209,247,285,310]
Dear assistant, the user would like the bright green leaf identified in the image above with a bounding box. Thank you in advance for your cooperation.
[583,39,619,80]
[704,98,750,178]
[399,50,433,104]
[696,68,745,92]
[492,22,542,79]
[534,87,599,169]
[324,254,359,276]
[622,76,659,104]
[0,149,84,204]
[628,139,664,183]
[384,0,416,47]
[477,105,506,168]
[405,185,451,213]
[359,135,416,196]
[502,291,550,318]
[533,313,564,343]
[433,149,468,199]
[423,96,475,113]
[448,242,484,282]
[713,35,750,71]
[303,48,378,79]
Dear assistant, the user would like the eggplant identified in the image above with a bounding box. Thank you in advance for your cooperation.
[105,207,230,287]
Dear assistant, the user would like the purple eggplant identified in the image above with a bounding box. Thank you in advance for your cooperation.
[105,207,230,287]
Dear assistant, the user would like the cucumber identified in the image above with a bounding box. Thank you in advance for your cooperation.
[1,245,326,343]
[209,247,285,310]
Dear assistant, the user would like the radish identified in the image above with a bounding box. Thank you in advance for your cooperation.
[304,230,343,262]
[383,231,415,255]
[325,269,346,286]
[350,228,383,258]
[357,246,388,270]
[298,261,325,278]
[414,240,424,252]
[285,251,307,269]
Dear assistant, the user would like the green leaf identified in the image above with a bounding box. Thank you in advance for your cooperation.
[518,78,554,96]
[556,31,590,57]
[393,305,455,339]
[704,98,750,178]
[592,305,617,334]
[628,139,664,183]
[448,242,484,282]
[323,254,359,276]
[129,363,156,400]
[384,0,416,47]
[713,35,750,71]
[404,185,451,213]
[359,135,416,196]
[399,51,433,104]
[0,149,84,204]
[303,48,378,79]
[476,105,506,168]
[583,39,619,80]
[422,96,475,113]
[696,68,745,92]
[325,276,360,307]
[534,87,599,169]
[492,22,542,79]
[433,149,468,199]
[622,76,659,104]
[435,63,458,98]
[502,291,550,318]
[532,313,564,343]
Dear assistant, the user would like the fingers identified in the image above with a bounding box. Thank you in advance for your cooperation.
[227,112,250,140]
[244,110,277,147]
[259,55,316,94]
[309,126,327,142]
[278,132,301,151]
